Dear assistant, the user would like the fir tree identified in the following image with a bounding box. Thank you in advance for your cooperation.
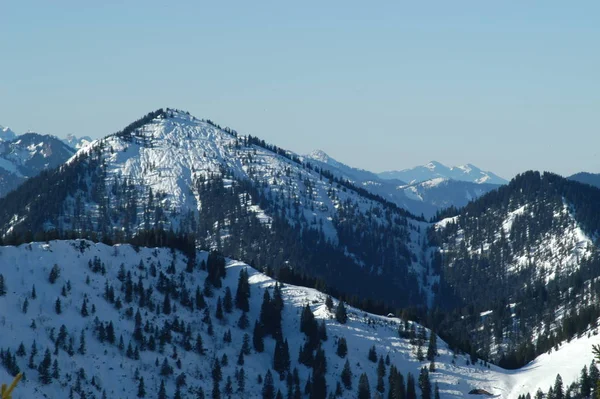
[335,301,348,324]
[0,274,6,296]
[337,337,348,358]
[49,264,60,284]
[418,368,431,399]
[341,360,352,389]
[78,330,86,355]
[235,268,250,312]
[137,377,146,397]
[253,320,265,352]
[426,333,437,361]
[38,348,52,384]
[406,373,417,399]
[158,380,168,399]
[263,370,275,399]
[55,297,62,314]
[325,295,333,311]
[368,345,378,362]
[223,287,233,313]
[215,297,224,320]
[358,373,371,399]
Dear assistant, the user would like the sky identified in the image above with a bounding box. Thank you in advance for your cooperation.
[1,1,598,179]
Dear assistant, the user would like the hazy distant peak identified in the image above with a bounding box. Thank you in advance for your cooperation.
[379,161,507,185]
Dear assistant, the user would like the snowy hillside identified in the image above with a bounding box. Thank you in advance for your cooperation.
[379,161,507,185]
[0,109,431,308]
[436,201,594,283]
[0,240,595,399]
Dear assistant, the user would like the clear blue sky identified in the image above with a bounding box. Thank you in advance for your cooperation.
[1,1,598,178]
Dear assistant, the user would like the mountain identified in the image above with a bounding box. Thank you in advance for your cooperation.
[0,239,595,399]
[0,126,17,141]
[1,109,599,381]
[62,133,93,150]
[306,151,500,218]
[398,178,500,212]
[430,171,600,368]
[0,133,75,197]
[0,109,432,309]
[569,172,600,189]
[379,161,508,185]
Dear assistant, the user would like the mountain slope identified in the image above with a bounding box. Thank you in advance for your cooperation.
[0,240,595,399]
[430,171,600,367]
[306,151,500,218]
[0,133,75,197]
[0,109,431,308]
[380,161,507,185]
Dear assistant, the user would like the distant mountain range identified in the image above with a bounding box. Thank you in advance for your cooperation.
[0,132,75,197]
[379,160,508,185]
[0,126,91,197]
[306,151,502,217]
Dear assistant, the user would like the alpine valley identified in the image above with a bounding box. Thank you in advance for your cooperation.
[1,109,600,399]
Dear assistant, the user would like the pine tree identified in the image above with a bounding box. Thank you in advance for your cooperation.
[358,373,371,399]
[22,297,28,314]
[335,301,348,324]
[0,274,6,296]
[310,370,327,399]
[49,264,60,284]
[78,330,86,355]
[163,292,172,315]
[55,297,62,314]
[158,380,168,399]
[263,370,275,399]
[195,285,206,310]
[81,298,89,317]
[553,374,563,399]
[38,349,52,384]
[325,295,333,310]
[52,359,60,379]
[434,383,440,399]
[369,345,378,362]
[426,333,437,361]
[216,297,224,320]
[581,366,592,398]
[418,367,431,399]
[137,377,146,397]
[253,320,265,352]
[235,268,250,312]
[341,359,352,389]
[224,287,233,313]
[406,373,416,399]
[337,337,348,358]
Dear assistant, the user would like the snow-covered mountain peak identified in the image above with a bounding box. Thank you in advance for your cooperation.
[424,161,444,171]
[308,149,337,165]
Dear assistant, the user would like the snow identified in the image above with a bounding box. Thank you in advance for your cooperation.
[379,161,508,186]
[0,240,596,399]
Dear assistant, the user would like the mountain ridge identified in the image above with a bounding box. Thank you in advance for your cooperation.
[379,161,508,185]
